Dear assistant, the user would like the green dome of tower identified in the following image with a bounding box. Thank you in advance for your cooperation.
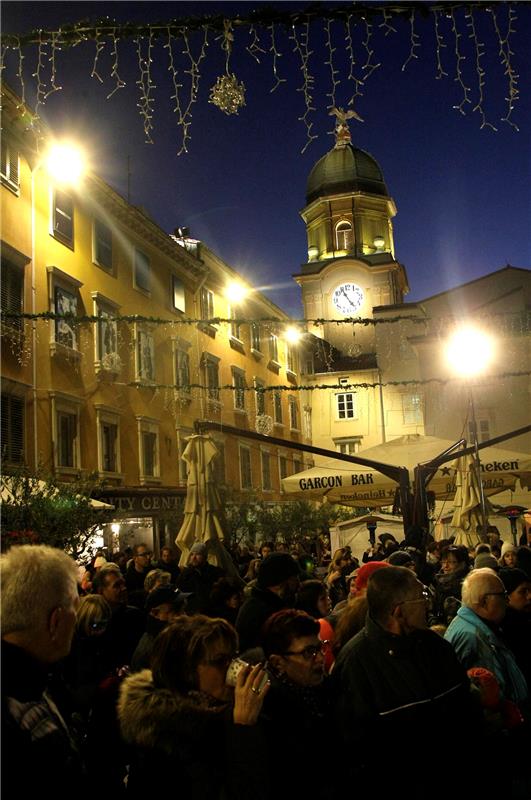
[306,143,389,205]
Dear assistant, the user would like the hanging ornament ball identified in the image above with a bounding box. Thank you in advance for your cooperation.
[209,73,246,115]
[255,414,274,436]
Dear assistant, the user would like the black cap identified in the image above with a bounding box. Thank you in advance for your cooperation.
[145,586,192,612]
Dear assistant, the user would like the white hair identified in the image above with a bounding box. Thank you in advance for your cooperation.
[461,568,500,608]
[0,544,79,634]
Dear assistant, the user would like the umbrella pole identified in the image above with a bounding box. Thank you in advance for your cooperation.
[469,393,489,542]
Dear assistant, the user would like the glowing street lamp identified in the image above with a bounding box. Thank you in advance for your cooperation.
[45,141,87,185]
[445,326,495,541]
[284,325,303,344]
[224,281,249,303]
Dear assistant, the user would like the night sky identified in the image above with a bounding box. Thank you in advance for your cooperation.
[2,1,530,316]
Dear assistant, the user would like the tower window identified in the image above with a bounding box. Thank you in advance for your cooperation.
[336,221,353,251]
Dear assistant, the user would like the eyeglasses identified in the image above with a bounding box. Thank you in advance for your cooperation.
[137,551,152,557]
[282,641,329,661]
[398,590,430,606]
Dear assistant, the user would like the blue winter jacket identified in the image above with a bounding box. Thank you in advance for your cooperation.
[445,605,528,706]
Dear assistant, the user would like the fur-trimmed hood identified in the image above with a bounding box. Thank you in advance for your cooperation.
[118,669,227,756]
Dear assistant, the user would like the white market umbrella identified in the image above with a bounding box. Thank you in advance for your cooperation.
[175,434,237,575]
[0,476,114,510]
[281,434,531,508]
[450,454,493,547]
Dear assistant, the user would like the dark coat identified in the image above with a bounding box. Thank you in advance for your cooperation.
[176,563,225,614]
[117,669,267,799]
[332,616,483,798]
[130,615,167,673]
[235,586,286,652]
[1,640,87,800]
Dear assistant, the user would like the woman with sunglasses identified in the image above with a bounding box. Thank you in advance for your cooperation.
[258,609,333,800]
[118,615,269,799]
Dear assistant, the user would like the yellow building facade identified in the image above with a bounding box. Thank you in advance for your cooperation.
[1,85,309,551]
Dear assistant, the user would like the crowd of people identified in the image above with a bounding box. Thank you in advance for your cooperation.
[1,529,530,799]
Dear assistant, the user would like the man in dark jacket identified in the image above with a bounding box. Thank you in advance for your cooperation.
[236,553,300,652]
[333,566,482,799]
[131,586,191,671]
[176,542,225,614]
[1,544,87,799]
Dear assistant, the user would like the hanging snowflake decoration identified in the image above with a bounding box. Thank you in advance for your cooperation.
[209,73,245,115]
[255,414,274,436]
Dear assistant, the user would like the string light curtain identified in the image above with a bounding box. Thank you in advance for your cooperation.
[0,2,522,153]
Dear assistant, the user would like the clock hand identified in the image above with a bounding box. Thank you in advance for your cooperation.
[340,286,354,308]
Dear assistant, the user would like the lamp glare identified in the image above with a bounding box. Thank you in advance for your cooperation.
[46,143,86,184]
[446,327,494,376]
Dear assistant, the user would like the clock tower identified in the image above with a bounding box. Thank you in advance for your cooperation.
[293,114,409,355]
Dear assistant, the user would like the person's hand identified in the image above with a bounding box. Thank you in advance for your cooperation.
[232,663,270,726]
[326,570,341,585]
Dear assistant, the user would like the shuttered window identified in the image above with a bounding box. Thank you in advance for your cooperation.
[1,394,24,463]
[1,260,23,330]
[94,219,113,270]
[53,189,74,245]
[1,140,19,189]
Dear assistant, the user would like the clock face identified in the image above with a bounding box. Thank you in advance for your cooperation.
[332,283,365,315]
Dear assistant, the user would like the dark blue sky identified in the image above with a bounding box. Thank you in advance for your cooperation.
[3,1,530,316]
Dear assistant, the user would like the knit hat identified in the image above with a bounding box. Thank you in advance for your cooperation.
[354,561,390,593]
[474,553,499,571]
[145,585,192,612]
[498,567,530,596]
[190,542,207,556]
[257,553,299,588]
[501,542,517,558]
[387,550,414,567]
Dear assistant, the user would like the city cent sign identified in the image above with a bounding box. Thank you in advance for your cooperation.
[95,490,186,515]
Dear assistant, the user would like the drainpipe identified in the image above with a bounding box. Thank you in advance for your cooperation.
[378,368,386,443]
[31,167,38,469]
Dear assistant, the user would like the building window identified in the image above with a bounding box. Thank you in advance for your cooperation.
[288,396,299,430]
[251,322,261,352]
[468,418,491,444]
[175,347,191,397]
[229,305,242,341]
[93,295,119,371]
[136,328,155,382]
[232,368,246,411]
[96,407,121,475]
[200,287,215,321]
[286,344,297,374]
[52,188,74,246]
[402,393,423,425]
[1,393,24,464]
[240,445,252,489]
[303,406,312,440]
[212,440,226,485]
[293,458,302,475]
[269,333,279,363]
[138,418,160,480]
[172,275,185,313]
[336,220,353,251]
[273,390,283,424]
[336,392,357,420]
[54,284,78,350]
[203,354,220,402]
[254,378,266,416]
[50,394,82,472]
[1,140,19,190]
[134,249,151,292]
[279,455,288,481]
[93,219,113,271]
[1,259,23,332]
[261,451,272,490]
[334,438,361,456]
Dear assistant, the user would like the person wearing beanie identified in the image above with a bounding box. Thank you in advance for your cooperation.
[499,542,518,569]
[474,553,499,571]
[352,561,390,598]
[499,567,531,688]
[236,553,300,652]
[176,541,225,614]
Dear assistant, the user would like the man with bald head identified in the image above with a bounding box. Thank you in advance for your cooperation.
[445,567,528,708]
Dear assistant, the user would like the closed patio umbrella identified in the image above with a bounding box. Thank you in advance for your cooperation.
[450,454,493,547]
[175,434,238,576]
